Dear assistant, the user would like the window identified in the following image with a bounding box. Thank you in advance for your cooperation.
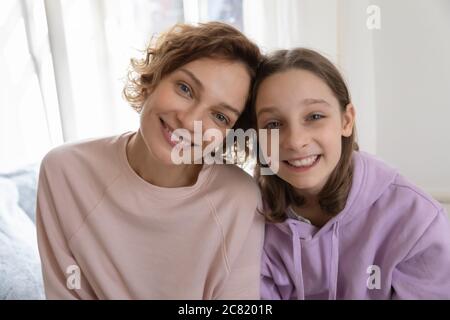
[0,0,60,172]
[0,0,245,172]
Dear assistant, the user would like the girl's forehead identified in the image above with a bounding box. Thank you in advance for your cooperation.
[256,69,338,107]
[261,69,329,92]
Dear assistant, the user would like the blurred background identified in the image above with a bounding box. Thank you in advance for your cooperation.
[0,0,449,299]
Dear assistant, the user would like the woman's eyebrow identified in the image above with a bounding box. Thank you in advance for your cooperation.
[179,68,204,91]
[216,103,241,118]
[179,68,240,117]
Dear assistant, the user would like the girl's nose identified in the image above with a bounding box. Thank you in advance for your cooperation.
[280,125,311,151]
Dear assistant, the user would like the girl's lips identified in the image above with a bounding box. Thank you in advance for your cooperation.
[282,155,321,172]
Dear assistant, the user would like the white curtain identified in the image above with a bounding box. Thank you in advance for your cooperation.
[0,0,62,172]
[0,0,185,172]
[1,0,378,173]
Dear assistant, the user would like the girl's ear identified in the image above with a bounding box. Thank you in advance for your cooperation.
[341,103,355,137]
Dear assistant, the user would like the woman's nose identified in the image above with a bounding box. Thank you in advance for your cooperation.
[176,104,204,132]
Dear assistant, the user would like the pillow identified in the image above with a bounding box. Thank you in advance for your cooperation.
[0,177,44,299]
[0,164,39,223]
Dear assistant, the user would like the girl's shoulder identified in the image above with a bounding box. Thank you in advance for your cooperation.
[356,151,443,213]
[355,151,447,232]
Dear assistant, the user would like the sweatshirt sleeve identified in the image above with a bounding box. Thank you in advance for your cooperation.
[261,247,296,300]
[215,210,265,300]
[392,208,450,299]
[36,157,95,300]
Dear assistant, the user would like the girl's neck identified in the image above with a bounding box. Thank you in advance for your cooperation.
[126,130,203,188]
[291,193,333,228]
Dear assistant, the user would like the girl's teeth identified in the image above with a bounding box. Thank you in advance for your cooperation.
[287,155,318,167]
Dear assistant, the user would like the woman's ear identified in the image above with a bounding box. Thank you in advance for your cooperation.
[342,103,356,137]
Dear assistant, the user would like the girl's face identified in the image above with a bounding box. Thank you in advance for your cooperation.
[139,58,251,165]
[255,69,355,196]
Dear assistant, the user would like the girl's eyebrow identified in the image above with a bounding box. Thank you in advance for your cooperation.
[256,106,279,117]
[302,98,330,106]
[257,98,330,117]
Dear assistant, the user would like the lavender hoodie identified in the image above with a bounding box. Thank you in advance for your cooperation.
[261,151,450,299]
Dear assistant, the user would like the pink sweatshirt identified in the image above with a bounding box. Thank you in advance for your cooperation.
[36,132,264,299]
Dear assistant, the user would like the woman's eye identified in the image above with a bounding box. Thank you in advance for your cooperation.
[214,113,230,125]
[308,114,324,121]
[177,83,192,97]
[264,121,281,129]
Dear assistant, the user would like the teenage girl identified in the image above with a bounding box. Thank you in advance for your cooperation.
[252,48,450,299]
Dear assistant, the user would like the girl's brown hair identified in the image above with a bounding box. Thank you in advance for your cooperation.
[251,48,359,223]
[123,21,261,132]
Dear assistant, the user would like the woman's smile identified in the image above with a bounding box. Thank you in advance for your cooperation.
[159,117,194,148]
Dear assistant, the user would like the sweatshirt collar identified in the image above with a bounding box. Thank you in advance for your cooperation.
[116,131,216,201]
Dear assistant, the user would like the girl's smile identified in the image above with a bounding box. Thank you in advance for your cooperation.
[283,154,322,172]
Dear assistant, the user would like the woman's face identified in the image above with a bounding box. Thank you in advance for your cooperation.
[255,69,354,196]
[139,58,251,166]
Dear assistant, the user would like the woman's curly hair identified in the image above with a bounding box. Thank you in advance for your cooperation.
[123,21,262,118]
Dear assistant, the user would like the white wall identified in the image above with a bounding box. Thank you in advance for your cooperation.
[371,0,450,198]
[338,0,377,154]
[243,0,337,59]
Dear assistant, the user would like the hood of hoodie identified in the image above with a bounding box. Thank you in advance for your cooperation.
[269,151,398,299]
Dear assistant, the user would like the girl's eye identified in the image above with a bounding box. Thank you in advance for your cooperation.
[264,121,281,129]
[308,113,324,121]
[214,113,230,125]
[177,83,192,98]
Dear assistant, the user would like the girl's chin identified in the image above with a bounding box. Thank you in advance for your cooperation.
[282,177,324,195]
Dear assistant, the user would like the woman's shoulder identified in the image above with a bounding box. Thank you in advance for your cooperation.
[210,164,260,198]
[38,133,130,196]
[205,164,263,224]
[41,133,128,171]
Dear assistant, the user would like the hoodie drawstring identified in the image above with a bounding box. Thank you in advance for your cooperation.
[291,226,305,300]
[328,221,340,300]
[290,219,340,300]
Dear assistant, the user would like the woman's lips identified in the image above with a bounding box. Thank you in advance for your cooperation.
[159,118,195,148]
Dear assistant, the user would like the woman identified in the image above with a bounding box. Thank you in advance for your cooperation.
[36,22,264,299]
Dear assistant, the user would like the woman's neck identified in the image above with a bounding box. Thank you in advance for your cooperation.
[126,130,203,188]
